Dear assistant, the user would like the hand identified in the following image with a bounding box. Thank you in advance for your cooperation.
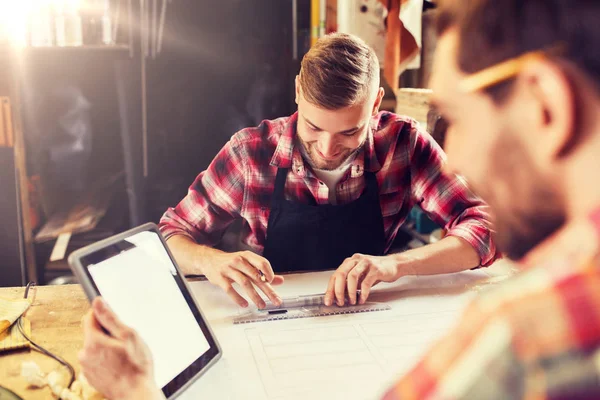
[324,254,401,306]
[201,250,284,309]
[79,298,164,400]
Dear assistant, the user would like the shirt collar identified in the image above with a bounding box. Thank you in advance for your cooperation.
[270,112,383,178]
[270,112,298,170]
[347,114,383,178]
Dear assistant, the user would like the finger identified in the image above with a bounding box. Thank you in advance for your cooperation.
[91,297,130,340]
[230,256,282,305]
[82,311,100,343]
[81,310,94,333]
[228,269,266,309]
[326,257,357,306]
[272,275,285,285]
[230,255,264,283]
[324,274,336,306]
[80,331,118,358]
[334,259,359,306]
[230,258,279,305]
[254,280,282,307]
[347,261,369,305]
[242,252,275,282]
[334,272,348,307]
[82,311,112,347]
[359,271,379,305]
[220,280,248,308]
[81,311,119,353]
[77,349,87,366]
[82,309,104,336]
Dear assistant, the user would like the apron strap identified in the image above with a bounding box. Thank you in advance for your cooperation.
[272,168,290,203]
[364,171,379,192]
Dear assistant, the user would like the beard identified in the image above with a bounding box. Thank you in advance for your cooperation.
[480,131,566,261]
[297,137,365,171]
[493,202,565,261]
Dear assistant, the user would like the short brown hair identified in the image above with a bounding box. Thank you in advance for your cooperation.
[299,33,379,110]
[437,0,600,101]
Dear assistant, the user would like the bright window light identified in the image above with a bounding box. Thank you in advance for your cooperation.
[0,0,84,47]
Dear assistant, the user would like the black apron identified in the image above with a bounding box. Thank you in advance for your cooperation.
[262,167,386,273]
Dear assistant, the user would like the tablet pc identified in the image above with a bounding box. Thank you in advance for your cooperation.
[68,223,221,399]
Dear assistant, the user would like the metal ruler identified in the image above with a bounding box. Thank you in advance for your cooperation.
[233,302,391,324]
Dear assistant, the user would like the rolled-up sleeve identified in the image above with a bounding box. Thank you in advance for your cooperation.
[158,137,246,246]
[409,125,498,267]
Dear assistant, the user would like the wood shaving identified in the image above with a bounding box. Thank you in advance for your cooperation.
[60,388,83,400]
[47,370,67,397]
[78,373,105,400]
[20,362,106,400]
[70,380,83,396]
[21,361,46,388]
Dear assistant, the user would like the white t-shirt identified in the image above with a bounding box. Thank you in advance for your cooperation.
[299,142,356,205]
[312,167,349,205]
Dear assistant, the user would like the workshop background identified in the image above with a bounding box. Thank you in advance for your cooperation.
[0,0,441,287]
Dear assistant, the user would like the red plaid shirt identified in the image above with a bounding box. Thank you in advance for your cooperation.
[382,209,600,400]
[159,112,496,265]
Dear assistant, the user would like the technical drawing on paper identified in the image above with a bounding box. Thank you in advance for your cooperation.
[245,310,459,400]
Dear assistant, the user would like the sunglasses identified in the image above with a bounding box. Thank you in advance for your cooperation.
[459,43,567,93]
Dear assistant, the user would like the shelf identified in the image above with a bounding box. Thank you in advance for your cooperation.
[1,44,133,61]
[23,44,131,52]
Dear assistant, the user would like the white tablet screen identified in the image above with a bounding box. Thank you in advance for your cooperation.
[87,231,210,388]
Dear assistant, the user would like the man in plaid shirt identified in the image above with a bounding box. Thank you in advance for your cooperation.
[382,0,600,398]
[159,33,496,310]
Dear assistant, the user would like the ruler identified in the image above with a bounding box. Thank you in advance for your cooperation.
[233,302,391,325]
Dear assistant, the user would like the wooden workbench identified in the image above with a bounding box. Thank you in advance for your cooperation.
[0,285,89,399]
[0,263,517,399]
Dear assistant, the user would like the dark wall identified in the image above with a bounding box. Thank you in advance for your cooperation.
[145,0,304,221]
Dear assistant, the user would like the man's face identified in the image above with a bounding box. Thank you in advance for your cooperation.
[430,30,565,260]
[295,80,383,170]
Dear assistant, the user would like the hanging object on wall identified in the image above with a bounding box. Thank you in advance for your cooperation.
[382,0,422,91]
[337,0,423,91]
[399,0,423,70]
[337,0,388,66]
[325,0,337,34]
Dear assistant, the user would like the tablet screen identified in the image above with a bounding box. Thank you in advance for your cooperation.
[76,229,219,396]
